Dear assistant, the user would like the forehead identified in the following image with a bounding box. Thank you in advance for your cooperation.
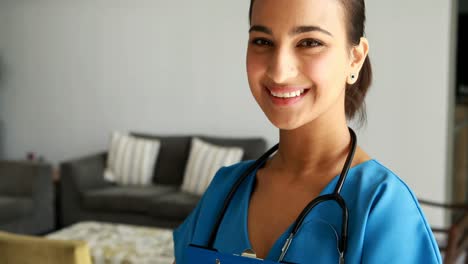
[251,0,345,34]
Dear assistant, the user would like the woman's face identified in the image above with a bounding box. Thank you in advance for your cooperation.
[247,0,355,130]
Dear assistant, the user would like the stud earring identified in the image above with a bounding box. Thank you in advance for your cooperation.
[351,74,356,80]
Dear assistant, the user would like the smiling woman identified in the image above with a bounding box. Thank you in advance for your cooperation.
[246,0,371,130]
[172,0,442,263]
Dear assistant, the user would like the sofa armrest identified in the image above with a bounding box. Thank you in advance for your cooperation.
[60,152,111,192]
[0,161,53,197]
[59,152,112,227]
[0,161,55,233]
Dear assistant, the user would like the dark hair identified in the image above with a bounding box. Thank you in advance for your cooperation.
[248,0,373,124]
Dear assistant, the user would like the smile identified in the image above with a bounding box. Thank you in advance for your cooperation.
[269,89,306,98]
[265,87,310,106]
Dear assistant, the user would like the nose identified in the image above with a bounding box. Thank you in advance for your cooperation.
[266,47,299,84]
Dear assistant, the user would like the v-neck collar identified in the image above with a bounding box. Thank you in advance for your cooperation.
[240,159,376,261]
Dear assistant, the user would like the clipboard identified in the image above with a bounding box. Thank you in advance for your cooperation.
[186,244,298,264]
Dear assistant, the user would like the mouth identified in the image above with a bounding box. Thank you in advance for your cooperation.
[265,86,310,106]
[269,89,307,98]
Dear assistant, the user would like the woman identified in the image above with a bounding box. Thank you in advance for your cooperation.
[173,0,442,263]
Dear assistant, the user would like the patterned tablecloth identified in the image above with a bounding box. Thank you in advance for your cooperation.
[47,221,174,264]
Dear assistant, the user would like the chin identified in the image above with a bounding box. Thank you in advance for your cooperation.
[265,114,308,131]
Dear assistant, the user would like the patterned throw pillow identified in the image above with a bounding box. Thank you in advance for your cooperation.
[181,138,244,195]
[104,132,161,186]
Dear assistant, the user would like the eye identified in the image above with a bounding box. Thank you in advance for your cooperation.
[251,38,273,47]
[297,39,323,48]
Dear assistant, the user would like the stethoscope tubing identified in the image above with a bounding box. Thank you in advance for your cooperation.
[289,128,356,252]
[207,142,280,249]
[206,128,357,263]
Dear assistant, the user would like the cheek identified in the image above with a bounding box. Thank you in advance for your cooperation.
[246,52,266,91]
[301,51,347,90]
[302,53,335,82]
[303,59,328,86]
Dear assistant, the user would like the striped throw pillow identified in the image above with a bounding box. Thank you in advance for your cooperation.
[103,132,161,186]
[181,138,244,195]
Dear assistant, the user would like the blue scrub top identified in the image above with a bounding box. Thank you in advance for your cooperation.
[173,160,442,263]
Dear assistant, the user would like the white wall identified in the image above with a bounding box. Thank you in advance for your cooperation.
[0,0,455,226]
[363,0,455,226]
[0,0,272,161]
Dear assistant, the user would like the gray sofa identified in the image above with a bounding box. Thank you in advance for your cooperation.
[59,134,267,229]
[0,161,55,235]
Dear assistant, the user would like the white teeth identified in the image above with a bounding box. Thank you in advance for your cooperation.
[270,89,305,98]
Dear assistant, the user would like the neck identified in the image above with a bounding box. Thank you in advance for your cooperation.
[273,108,353,179]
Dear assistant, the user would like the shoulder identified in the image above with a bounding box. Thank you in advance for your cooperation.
[205,160,256,193]
[194,160,257,231]
[215,160,256,178]
[348,159,429,222]
[348,160,442,262]
[347,159,436,240]
[186,160,256,225]
[350,160,420,210]
[173,160,257,263]
[186,160,256,220]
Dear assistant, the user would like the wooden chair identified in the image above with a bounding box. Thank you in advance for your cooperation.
[419,199,468,264]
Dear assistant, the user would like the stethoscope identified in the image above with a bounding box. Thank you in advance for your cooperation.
[195,127,357,264]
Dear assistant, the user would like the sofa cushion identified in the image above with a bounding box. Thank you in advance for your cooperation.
[82,185,177,214]
[148,192,201,221]
[104,132,161,186]
[0,196,34,223]
[130,134,268,186]
[131,134,192,186]
[181,138,244,196]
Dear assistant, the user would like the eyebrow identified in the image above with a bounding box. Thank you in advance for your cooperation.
[249,25,333,37]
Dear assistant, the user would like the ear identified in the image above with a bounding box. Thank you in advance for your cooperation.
[347,37,369,85]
